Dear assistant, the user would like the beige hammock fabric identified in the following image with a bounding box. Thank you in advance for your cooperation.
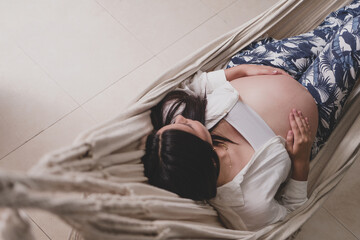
[1,0,359,239]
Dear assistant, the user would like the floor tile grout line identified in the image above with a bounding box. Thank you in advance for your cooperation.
[76,2,221,108]
[200,0,238,13]
[79,8,230,112]
[13,1,156,110]
[13,41,81,108]
[79,55,157,108]
[153,13,218,59]
[80,105,100,124]
[94,0,157,56]
[95,0,223,59]
[7,28,152,153]
[207,0,240,28]
[5,12,158,144]
[25,212,52,240]
[83,1,236,118]
[0,107,81,162]
[323,206,359,239]
[79,105,99,124]
[9,18,153,128]
[90,0,233,99]
[153,3,221,59]
[12,14,155,112]
[1,34,128,169]
[152,0,239,60]
[151,14,233,68]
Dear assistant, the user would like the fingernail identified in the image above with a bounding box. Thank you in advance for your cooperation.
[273,70,277,73]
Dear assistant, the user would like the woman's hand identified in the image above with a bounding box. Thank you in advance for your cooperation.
[285,109,312,181]
[224,64,291,81]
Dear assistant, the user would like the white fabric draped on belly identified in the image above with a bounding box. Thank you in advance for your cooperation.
[224,100,276,151]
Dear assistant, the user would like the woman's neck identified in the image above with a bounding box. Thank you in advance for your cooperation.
[212,119,255,187]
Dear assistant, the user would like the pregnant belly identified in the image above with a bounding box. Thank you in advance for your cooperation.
[230,75,319,140]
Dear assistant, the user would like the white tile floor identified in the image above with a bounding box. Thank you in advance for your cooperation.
[0,1,359,239]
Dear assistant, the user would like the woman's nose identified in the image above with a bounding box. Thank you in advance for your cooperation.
[174,115,186,124]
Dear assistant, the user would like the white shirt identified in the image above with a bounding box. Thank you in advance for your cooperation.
[176,70,308,231]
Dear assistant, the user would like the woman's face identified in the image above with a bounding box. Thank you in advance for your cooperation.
[157,115,212,144]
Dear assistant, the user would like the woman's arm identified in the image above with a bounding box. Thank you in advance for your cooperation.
[181,65,291,97]
[262,111,312,225]
[224,64,291,81]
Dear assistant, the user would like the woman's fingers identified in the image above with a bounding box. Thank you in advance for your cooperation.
[268,67,288,76]
[260,67,279,75]
[298,110,311,136]
[287,109,313,163]
[270,67,291,77]
[298,111,309,133]
[285,130,294,153]
[239,64,292,77]
[272,69,287,76]
[305,117,311,134]
[289,109,313,151]
[298,111,310,131]
[254,65,289,76]
[293,109,307,136]
[289,111,300,137]
[298,111,307,126]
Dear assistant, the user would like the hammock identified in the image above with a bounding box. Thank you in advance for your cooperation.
[1,0,359,239]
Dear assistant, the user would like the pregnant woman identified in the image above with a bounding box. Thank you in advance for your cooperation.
[142,0,360,231]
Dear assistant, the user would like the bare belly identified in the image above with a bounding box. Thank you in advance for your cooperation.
[213,75,319,186]
[230,75,319,140]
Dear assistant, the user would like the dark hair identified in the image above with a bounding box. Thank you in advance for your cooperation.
[142,90,236,200]
[150,90,235,145]
[141,129,220,200]
[151,90,207,130]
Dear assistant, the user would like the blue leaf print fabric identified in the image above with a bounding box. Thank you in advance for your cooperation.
[227,0,360,158]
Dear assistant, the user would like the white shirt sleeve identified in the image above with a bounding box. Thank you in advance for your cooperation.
[279,178,308,211]
[258,179,308,227]
[245,179,308,229]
